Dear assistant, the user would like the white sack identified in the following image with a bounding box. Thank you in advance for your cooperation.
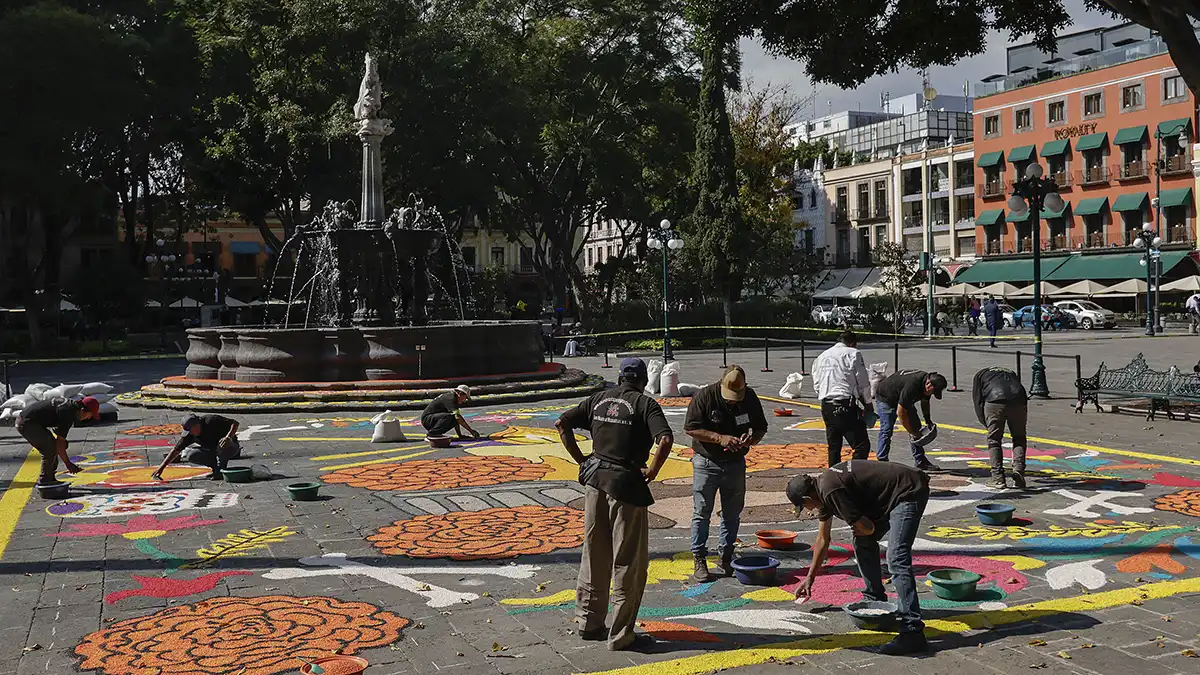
[79,382,114,396]
[778,372,804,399]
[660,361,681,397]
[2,394,35,410]
[24,383,52,400]
[677,382,701,396]
[644,359,664,396]
[868,363,889,399]
[46,384,83,399]
[370,410,408,443]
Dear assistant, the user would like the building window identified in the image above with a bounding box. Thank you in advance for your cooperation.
[1083,91,1104,118]
[836,186,848,214]
[1164,75,1187,102]
[1084,214,1105,247]
[1047,155,1068,185]
[810,188,817,205]
[490,246,505,267]
[1014,107,1032,133]
[824,119,831,129]
[857,183,870,217]
[461,246,476,269]
[804,229,814,253]
[874,224,887,246]
[984,114,1000,138]
[232,253,258,278]
[519,246,533,272]
[1082,148,1107,183]
[793,192,804,210]
[1166,206,1189,243]
[1121,83,1145,111]
[607,245,613,260]
[1047,100,1066,125]
[1121,143,1146,178]
[874,180,887,216]
[586,248,593,267]
[983,166,1003,196]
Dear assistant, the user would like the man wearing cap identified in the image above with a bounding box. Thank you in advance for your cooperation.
[683,365,768,581]
[812,331,873,468]
[151,414,241,481]
[557,358,673,652]
[786,462,931,655]
[874,369,945,472]
[420,385,481,439]
[15,396,98,486]
[973,366,1029,489]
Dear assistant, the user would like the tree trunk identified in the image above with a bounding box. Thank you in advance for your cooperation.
[723,294,733,338]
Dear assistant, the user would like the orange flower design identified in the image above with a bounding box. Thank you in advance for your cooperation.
[677,443,843,471]
[75,595,408,675]
[1154,489,1200,518]
[369,506,584,560]
[322,456,551,492]
[121,424,184,436]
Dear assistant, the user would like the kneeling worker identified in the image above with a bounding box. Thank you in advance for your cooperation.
[16,396,99,485]
[973,366,1028,489]
[152,414,241,481]
[421,385,481,439]
[787,460,931,655]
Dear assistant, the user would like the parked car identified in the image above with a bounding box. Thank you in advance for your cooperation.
[999,304,1017,327]
[811,305,835,324]
[1054,300,1117,330]
[1011,304,1077,329]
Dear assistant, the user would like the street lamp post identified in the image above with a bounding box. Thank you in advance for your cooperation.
[145,239,178,347]
[647,219,684,362]
[1008,163,1065,399]
[1153,123,1191,333]
[1134,223,1162,336]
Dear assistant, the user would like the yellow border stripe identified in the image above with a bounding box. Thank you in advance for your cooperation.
[310,445,426,461]
[318,449,437,471]
[759,395,1200,467]
[0,450,42,560]
[281,437,378,442]
[582,576,1200,675]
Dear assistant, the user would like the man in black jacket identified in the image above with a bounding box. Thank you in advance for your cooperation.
[973,367,1028,489]
[16,397,99,485]
[983,296,1003,348]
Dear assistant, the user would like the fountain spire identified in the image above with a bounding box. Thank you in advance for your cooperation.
[355,53,393,226]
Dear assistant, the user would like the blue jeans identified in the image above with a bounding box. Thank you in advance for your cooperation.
[875,400,929,465]
[690,455,746,555]
[854,495,928,634]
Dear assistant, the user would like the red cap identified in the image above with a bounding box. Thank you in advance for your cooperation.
[79,397,100,415]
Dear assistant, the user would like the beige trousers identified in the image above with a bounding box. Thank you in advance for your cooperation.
[575,485,649,648]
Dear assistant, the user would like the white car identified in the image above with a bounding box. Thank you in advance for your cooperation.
[999,304,1017,327]
[1054,300,1117,330]
[811,305,834,324]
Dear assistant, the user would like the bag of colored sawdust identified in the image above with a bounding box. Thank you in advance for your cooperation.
[371,410,408,443]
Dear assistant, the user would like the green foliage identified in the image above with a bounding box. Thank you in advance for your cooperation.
[64,260,148,326]
[872,241,920,333]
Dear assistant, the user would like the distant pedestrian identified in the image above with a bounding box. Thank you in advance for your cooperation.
[874,369,946,472]
[936,309,954,336]
[1187,293,1200,334]
[812,331,873,467]
[983,296,1003,348]
[973,367,1028,490]
[967,301,980,336]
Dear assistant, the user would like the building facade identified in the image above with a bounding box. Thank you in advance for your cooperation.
[894,141,977,261]
[821,158,894,267]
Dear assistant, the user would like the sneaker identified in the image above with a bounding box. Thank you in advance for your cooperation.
[879,631,928,656]
[1012,472,1027,490]
[987,477,1007,490]
[915,460,942,472]
[579,628,608,642]
[609,633,655,652]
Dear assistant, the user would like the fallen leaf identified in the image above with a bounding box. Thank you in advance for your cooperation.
[492,642,507,652]
[1182,649,1198,658]
[456,652,464,657]
[1081,644,1094,649]
[1029,663,1048,669]
[1158,643,1166,648]
[1135,577,1146,582]
[1163,616,1173,622]
[1056,651,1071,660]
[389,643,403,652]
[22,644,42,653]
[1028,639,1047,647]
[1155,635,1166,641]
[413,622,425,630]
[439,611,451,616]
[535,583,547,592]
[486,618,492,623]
[1007,578,1019,584]
[417,584,431,591]
[482,592,491,597]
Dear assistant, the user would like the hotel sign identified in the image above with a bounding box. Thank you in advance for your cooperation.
[1054,122,1099,140]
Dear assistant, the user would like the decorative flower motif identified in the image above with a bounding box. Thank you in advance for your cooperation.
[121,424,184,436]
[75,595,409,675]
[49,514,224,540]
[1155,489,1200,518]
[105,572,251,604]
[322,456,551,492]
[369,505,584,560]
[677,443,842,471]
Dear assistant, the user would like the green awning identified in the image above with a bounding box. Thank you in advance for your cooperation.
[1112,192,1149,212]
[1007,210,1032,223]
[1045,251,1189,281]
[1159,187,1194,208]
[1158,118,1192,137]
[976,209,1005,226]
[1074,197,1109,216]
[955,257,1071,285]
[1008,145,1036,163]
[1042,201,1069,219]
[977,151,1004,168]
[1041,139,1070,157]
[1113,125,1148,145]
[1074,132,1108,151]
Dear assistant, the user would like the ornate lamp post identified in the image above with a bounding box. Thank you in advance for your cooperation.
[1134,222,1162,336]
[1007,163,1065,399]
[646,219,684,362]
[145,239,178,346]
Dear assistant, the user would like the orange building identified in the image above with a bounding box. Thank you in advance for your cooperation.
[960,26,1200,287]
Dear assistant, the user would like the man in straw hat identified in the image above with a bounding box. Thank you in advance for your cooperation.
[420,384,481,439]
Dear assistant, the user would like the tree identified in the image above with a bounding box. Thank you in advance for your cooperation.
[872,242,920,334]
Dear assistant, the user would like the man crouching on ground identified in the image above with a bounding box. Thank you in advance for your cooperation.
[557,358,673,651]
[786,460,931,655]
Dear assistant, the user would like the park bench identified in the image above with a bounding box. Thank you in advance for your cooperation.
[1075,353,1200,421]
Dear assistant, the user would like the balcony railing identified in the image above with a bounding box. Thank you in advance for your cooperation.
[1052,171,1071,188]
[856,207,872,220]
[1078,166,1109,185]
[1016,238,1034,253]
[1166,225,1192,244]
[1120,161,1149,180]
[1045,234,1069,251]
[832,207,849,223]
[982,180,1005,198]
[874,206,889,218]
[1162,154,1192,175]
[980,240,1002,256]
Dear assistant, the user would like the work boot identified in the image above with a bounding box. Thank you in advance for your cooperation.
[879,631,929,656]
[692,553,711,582]
[1012,472,1027,490]
[987,476,1007,490]
[715,546,736,578]
[915,460,942,472]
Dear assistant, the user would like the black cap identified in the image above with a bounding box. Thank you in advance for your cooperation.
[619,357,648,381]
[928,373,948,399]
[181,414,202,431]
[786,474,816,507]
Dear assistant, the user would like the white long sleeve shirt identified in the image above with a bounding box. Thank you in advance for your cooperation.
[812,342,872,404]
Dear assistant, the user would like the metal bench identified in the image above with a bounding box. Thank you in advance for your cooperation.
[1076,353,1200,420]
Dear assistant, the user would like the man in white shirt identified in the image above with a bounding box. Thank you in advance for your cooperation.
[1187,293,1200,334]
[812,330,873,467]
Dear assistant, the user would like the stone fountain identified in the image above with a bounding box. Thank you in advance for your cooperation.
[119,55,600,412]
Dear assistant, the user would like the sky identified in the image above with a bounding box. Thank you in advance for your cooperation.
[740,0,1116,119]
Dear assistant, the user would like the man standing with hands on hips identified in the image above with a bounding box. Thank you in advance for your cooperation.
[684,365,768,581]
[812,330,873,467]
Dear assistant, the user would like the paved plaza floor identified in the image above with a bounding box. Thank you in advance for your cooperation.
[2,344,1200,675]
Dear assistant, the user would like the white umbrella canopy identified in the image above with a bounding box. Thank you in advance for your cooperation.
[1055,279,1111,296]
[169,297,201,309]
[1097,278,1148,296]
[224,296,249,307]
[813,286,855,299]
[978,282,1024,297]
[144,299,162,308]
[1161,275,1200,292]
[1012,281,1064,297]
[59,299,80,312]
[847,285,882,299]
[936,282,980,297]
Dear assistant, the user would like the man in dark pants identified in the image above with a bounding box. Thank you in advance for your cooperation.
[787,461,931,655]
[558,358,673,652]
[420,385,481,438]
[973,367,1029,489]
[152,414,242,480]
[874,369,945,472]
[812,330,873,467]
[16,397,98,486]
[983,296,1003,348]
[683,365,768,581]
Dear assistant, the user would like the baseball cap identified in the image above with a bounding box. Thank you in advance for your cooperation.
[928,373,948,399]
[79,397,100,415]
[785,474,815,507]
[181,414,202,431]
[619,357,647,380]
[454,384,471,399]
[720,365,746,402]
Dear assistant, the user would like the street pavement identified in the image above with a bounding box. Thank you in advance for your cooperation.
[0,336,1199,675]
